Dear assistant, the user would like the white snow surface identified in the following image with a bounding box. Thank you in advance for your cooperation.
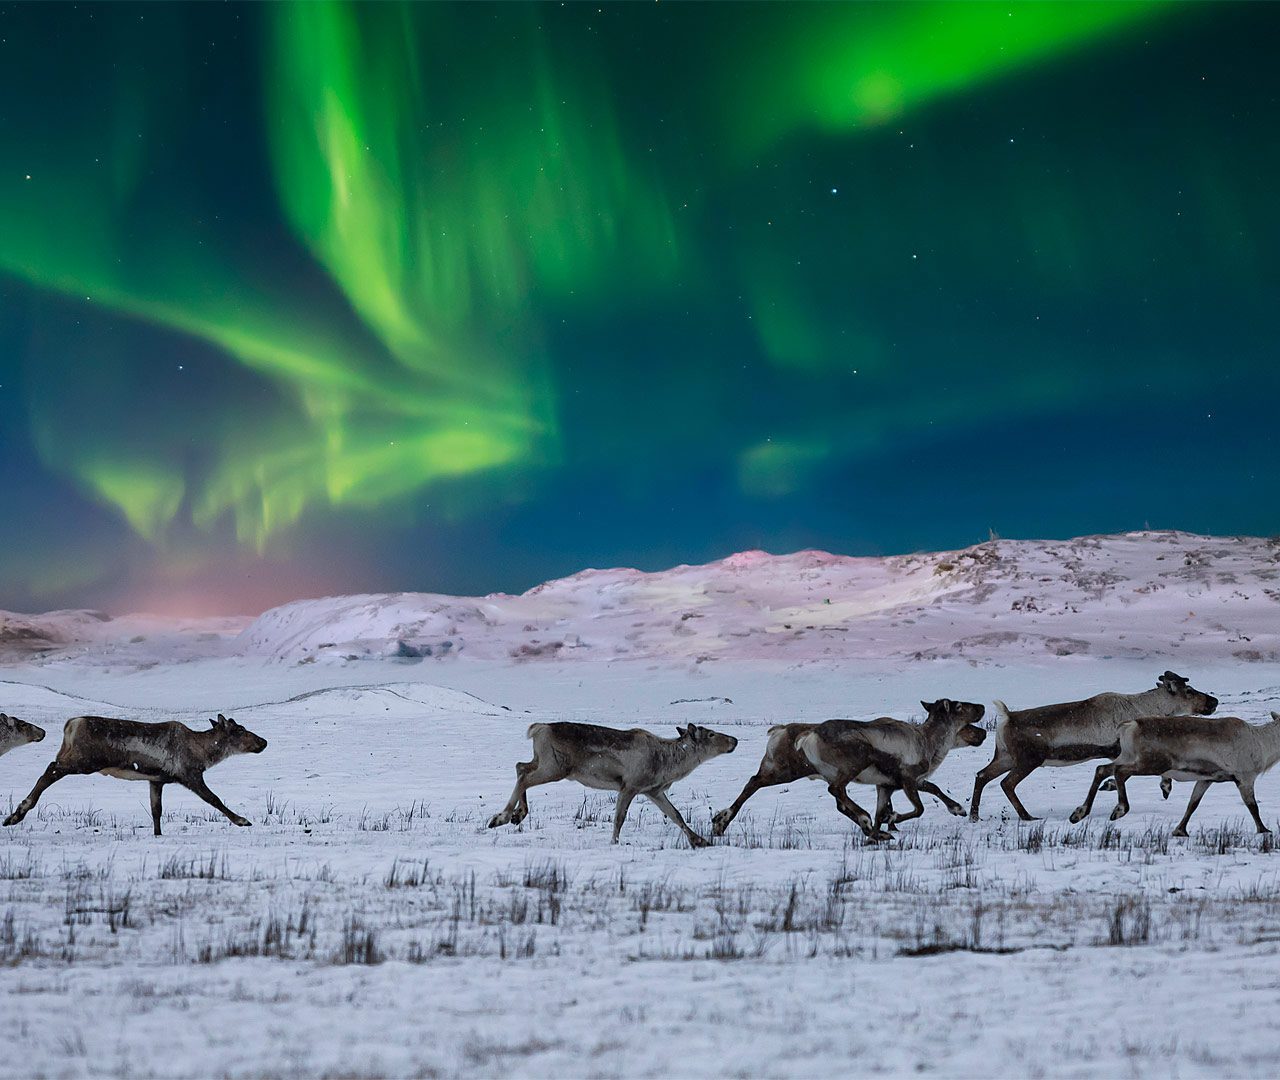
[1,532,1280,1077]
[231,530,1280,664]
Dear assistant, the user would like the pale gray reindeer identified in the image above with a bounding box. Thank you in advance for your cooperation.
[969,671,1218,821]
[3,714,267,835]
[0,713,46,759]
[712,720,968,837]
[795,699,987,841]
[1070,712,1280,836]
[487,721,737,848]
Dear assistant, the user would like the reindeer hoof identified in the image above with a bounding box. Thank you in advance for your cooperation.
[710,812,730,837]
[1109,806,1128,821]
[1069,807,1088,824]
[1172,827,1188,838]
[968,811,980,823]
[2,814,19,827]
[232,816,252,827]
[486,814,505,829]
[688,834,711,849]
[948,804,967,818]
[1099,777,1116,792]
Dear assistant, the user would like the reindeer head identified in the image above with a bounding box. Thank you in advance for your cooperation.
[209,714,268,755]
[0,713,45,746]
[675,723,738,758]
[921,699,987,747]
[1153,671,1218,715]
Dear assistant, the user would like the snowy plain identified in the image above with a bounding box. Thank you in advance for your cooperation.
[2,532,1280,1078]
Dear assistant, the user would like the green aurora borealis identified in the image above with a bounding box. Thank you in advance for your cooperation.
[0,1,1276,612]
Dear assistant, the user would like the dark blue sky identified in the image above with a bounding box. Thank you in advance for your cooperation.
[0,2,1276,613]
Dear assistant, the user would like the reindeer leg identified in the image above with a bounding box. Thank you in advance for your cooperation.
[828,783,890,841]
[1235,778,1269,834]
[489,758,534,828]
[1160,777,1173,800]
[645,789,709,849]
[180,776,252,827]
[887,778,926,826]
[150,781,165,837]
[1000,764,1040,821]
[488,756,567,829]
[1070,763,1115,823]
[873,785,895,832]
[1109,768,1134,821]
[970,753,1013,821]
[3,761,76,826]
[712,774,768,836]
[917,779,966,817]
[611,788,638,843]
[1172,779,1211,836]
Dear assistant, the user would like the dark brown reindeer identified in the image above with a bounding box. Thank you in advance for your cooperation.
[3,714,267,835]
[794,700,987,841]
[969,672,1218,821]
[487,721,737,848]
[0,713,46,759]
[712,718,970,838]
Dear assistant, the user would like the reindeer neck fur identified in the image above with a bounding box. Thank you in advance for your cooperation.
[650,734,716,783]
[1123,687,1186,719]
[187,726,243,769]
[1241,716,1280,775]
[917,717,964,774]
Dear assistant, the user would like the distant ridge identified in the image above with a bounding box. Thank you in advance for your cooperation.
[5,533,1279,667]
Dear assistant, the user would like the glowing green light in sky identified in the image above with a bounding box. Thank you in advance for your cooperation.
[0,1,680,551]
[733,2,1171,154]
[0,0,1233,608]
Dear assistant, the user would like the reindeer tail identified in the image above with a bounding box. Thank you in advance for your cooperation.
[990,699,1012,746]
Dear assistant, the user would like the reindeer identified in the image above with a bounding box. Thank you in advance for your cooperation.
[712,720,969,837]
[794,700,987,841]
[969,671,1218,821]
[487,721,737,848]
[3,714,267,835]
[0,713,46,758]
[1070,712,1280,835]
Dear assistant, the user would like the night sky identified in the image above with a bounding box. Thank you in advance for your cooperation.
[1,2,1276,614]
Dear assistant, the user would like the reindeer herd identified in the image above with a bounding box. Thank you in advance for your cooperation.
[1,671,1278,847]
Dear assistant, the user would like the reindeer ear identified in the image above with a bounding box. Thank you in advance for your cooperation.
[1272,712,1279,722]
[921,701,934,713]
[676,725,689,738]
[217,714,228,723]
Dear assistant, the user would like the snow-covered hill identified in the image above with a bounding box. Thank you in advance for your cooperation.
[6,531,1280,666]
[237,531,1280,665]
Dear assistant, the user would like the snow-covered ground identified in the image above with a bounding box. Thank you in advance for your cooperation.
[2,532,1280,1077]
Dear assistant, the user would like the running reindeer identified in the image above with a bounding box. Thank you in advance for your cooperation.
[0,713,45,760]
[1070,711,1280,836]
[793,699,987,841]
[712,713,972,837]
[969,671,1218,821]
[3,714,267,835]
[487,721,737,848]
